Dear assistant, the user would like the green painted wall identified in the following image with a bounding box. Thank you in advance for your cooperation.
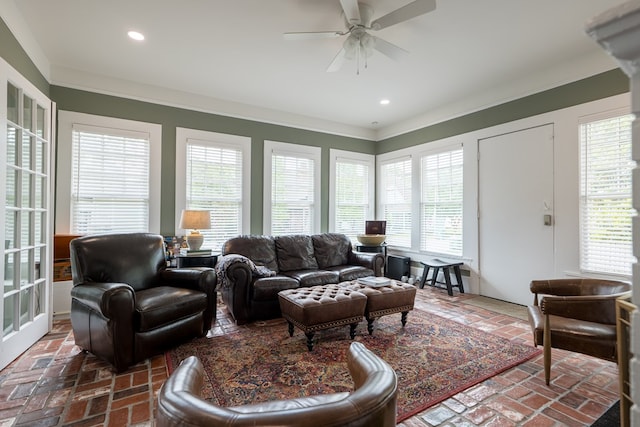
[50,86,374,235]
[377,69,629,152]
[0,15,631,238]
[0,17,48,96]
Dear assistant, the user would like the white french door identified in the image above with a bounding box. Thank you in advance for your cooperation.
[0,59,54,370]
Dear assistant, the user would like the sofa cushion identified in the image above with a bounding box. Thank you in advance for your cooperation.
[312,233,351,269]
[283,270,340,287]
[324,265,374,281]
[223,235,278,272]
[252,275,299,301]
[135,286,207,332]
[275,235,318,272]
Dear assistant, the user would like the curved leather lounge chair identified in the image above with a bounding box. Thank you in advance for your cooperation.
[156,341,398,427]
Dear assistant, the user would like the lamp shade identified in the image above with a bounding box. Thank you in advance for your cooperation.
[179,210,211,231]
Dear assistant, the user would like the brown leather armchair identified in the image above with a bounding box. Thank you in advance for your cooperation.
[70,233,217,372]
[527,278,631,385]
[156,341,398,427]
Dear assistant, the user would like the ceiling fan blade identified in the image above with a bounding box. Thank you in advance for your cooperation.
[373,36,409,61]
[327,48,346,72]
[371,0,436,30]
[283,31,343,40]
[340,0,361,25]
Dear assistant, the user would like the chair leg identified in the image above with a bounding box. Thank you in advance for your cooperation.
[544,314,551,385]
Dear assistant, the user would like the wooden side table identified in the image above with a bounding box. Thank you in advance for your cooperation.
[419,259,464,296]
[177,254,218,269]
[354,243,387,259]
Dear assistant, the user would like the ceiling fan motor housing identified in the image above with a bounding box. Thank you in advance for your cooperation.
[344,2,374,28]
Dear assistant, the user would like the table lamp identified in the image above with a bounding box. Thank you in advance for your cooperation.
[179,209,211,250]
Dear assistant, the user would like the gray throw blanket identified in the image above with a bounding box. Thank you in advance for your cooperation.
[215,254,275,289]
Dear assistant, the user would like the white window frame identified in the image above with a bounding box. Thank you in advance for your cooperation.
[56,111,161,234]
[263,140,321,235]
[579,108,633,277]
[329,149,375,241]
[377,154,413,248]
[175,128,251,248]
[419,145,464,257]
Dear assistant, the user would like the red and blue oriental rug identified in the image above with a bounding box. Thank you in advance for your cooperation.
[166,307,540,422]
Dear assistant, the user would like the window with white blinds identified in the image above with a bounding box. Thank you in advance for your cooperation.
[184,142,243,251]
[264,141,320,236]
[176,128,250,252]
[330,150,375,243]
[579,113,633,276]
[380,157,412,247]
[71,125,151,234]
[420,148,463,256]
[56,111,161,234]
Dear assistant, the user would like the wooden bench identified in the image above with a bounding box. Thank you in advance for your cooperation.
[419,259,464,296]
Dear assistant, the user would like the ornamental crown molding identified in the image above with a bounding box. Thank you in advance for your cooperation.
[586,1,640,76]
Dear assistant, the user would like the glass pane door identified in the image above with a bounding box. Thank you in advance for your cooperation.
[1,62,52,370]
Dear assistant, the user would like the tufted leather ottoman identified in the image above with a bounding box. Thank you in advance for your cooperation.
[278,284,367,351]
[340,280,417,335]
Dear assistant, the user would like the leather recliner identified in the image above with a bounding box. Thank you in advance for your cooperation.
[527,278,631,385]
[156,341,398,427]
[69,233,217,372]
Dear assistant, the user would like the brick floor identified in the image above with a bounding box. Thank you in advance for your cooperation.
[0,287,618,426]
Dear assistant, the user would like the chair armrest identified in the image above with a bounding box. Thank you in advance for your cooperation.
[348,252,385,276]
[157,356,238,427]
[530,279,584,297]
[70,282,135,318]
[540,294,628,324]
[158,268,217,293]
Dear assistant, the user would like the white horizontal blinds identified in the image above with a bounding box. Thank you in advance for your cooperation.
[335,158,370,242]
[381,157,411,247]
[71,125,150,234]
[185,140,242,251]
[271,151,315,236]
[420,148,463,256]
[579,114,633,276]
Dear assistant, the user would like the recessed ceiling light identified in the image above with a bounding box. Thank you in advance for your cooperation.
[380,99,390,105]
[127,31,145,41]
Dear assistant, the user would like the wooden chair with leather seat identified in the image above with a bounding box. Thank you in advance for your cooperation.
[527,278,631,385]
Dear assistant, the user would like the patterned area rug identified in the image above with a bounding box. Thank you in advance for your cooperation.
[166,308,540,422]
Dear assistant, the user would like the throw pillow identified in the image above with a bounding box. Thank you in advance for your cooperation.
[275,235,318,272]
[312,233,350,268]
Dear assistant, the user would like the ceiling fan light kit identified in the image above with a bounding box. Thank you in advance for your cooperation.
[284,0,436,74]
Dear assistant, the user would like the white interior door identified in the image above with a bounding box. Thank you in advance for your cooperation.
[478,124,554,306]
[0,59,53,370]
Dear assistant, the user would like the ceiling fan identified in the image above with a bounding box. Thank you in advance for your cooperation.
[284,0,436,73]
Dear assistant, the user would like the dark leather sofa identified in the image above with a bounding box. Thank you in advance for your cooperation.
[217,233,384,324]
[156,341,398,427]
[69,233,217,372]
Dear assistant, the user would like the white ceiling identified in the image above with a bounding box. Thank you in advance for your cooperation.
[4,0,623,140]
